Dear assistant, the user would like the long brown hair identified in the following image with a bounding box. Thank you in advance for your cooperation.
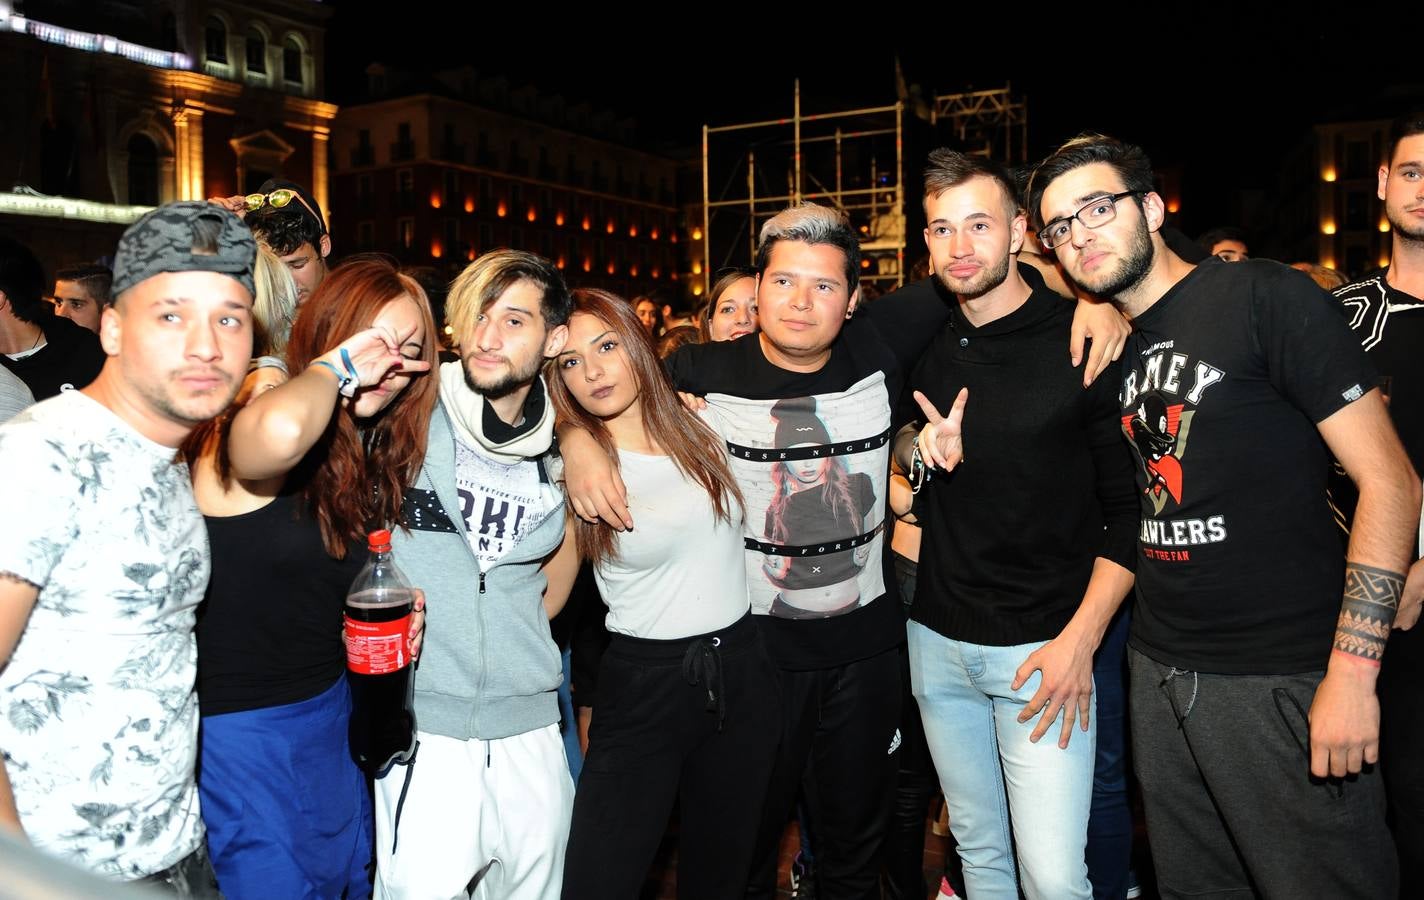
[547,288,743,565]
[285,256,439,558]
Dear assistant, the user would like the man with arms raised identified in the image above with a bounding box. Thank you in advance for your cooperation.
[1030,133,1417,898]
[0,202,255,890]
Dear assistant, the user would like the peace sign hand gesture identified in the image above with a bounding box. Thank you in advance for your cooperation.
[913,388,968,472]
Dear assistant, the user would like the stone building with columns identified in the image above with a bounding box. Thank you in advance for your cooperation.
[0,0,335,270]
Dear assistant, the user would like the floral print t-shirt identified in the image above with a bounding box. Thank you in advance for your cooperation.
[0,391,206,879]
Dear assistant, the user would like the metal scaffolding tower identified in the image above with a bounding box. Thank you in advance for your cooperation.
[700,81,907,296]
[930,84,1028,164]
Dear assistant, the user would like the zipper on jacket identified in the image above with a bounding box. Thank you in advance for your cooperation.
[479,571,486,594]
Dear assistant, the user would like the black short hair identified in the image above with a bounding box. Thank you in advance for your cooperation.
[1027,133,1155,231]
[1197,227,1247,254]
[54,264,115,306]
[0,236,48,323]
[1387,111,1424,167]
[245,204,324,257]
[923,148,1022,215]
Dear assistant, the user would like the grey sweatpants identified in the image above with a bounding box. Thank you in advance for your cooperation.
[1128,648,1397,900]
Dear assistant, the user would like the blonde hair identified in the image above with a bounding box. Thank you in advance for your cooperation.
[252,245,299,358]
[445,249,571,348]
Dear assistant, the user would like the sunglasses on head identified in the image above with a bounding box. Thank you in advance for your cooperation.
[243,189,326,234]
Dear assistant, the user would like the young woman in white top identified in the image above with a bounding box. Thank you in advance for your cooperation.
[548,288,779,900]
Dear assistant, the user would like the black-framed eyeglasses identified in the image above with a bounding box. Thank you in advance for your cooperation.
[1037,191,1141,250]
[243,189,326,234]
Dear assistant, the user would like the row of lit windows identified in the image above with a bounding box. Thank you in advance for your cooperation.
[348,124,674,204]
[354,218,679,277]
[350,170,678,241]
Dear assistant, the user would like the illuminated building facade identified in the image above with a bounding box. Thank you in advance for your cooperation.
[1274,118,1396,277]
[1312,119,1394,277]
[330,67,684,297]
[0,0,335,266]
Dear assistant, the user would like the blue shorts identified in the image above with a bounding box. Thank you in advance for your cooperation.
[199,676,373,899]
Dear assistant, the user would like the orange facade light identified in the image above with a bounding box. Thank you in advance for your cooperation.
[497,201,507,218]
[464,197,475,213]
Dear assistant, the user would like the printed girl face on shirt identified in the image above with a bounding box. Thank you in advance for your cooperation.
[784,449,830,486]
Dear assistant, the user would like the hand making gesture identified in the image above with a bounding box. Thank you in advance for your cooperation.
[913,387,968,472]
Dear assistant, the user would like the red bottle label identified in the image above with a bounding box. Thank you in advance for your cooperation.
[344,613,412,675]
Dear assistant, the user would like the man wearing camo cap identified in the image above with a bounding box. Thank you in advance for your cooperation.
[0,202,254,894]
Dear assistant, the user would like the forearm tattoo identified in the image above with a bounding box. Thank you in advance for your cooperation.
[1334,562,1404,663]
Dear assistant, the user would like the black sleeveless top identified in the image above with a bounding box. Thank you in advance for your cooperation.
[197,492,364,716]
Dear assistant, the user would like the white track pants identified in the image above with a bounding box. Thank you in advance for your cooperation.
[374,724,574,900]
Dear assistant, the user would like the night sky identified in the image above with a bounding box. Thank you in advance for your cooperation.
[325,4,1420,242]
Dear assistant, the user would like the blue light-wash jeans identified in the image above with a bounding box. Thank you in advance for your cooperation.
[908,620,1095,900]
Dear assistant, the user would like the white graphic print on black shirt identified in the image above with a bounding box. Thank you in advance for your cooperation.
[0,391,205,878]
[1118,259,1376,674]
[705,371,888,620]
[454,435,556,568]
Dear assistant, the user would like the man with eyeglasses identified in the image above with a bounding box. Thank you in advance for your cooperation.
[1029,133,1416,898]
[214,179,331,305]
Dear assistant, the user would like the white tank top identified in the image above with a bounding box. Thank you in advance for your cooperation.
[593,448,750,640]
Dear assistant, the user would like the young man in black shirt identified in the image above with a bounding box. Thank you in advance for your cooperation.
[562,204,1129,897]
[895,150,1137,899]
[1031,133,1419,899]
[1331,110,1424,896]
[0,237,106,400]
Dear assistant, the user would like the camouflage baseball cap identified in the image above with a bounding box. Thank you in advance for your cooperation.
[112,201,257,298]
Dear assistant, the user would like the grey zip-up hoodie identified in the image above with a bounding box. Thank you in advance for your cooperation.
[392,363,565,740]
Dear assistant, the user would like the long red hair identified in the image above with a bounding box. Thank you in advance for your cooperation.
[285,256,439,558]
[546,289,743,564]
